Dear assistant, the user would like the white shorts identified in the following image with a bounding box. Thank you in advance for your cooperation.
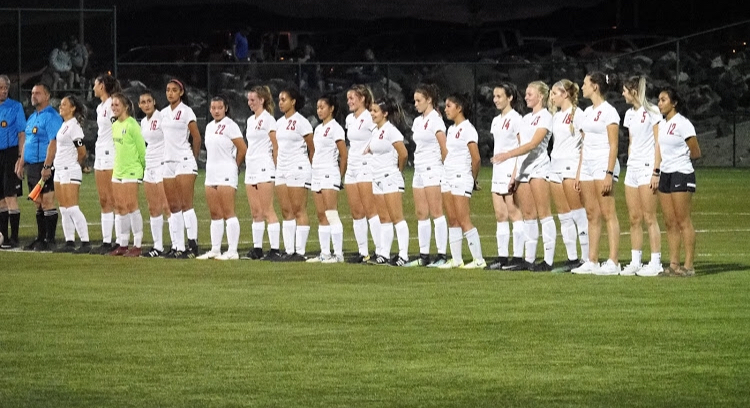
[491,161,515,195]
[344,161,373,184]
[205,165,239,188]
[447,173,474,198]
[244,167,275,185]
[311,170,342,192]
[53,165,82,185]
[517,157,550,183]
[163,157,198,179]
[624,162,653,188]
[94,148,114,171]
[276,164,312,188]
[412,165,448,192]
[111,178,140,184]
[143,163,164,184]
[372,172,405,195]
[580,156,621,182]
[548,158,579,183]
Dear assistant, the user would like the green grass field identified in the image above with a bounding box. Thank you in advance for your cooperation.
[1,167,750,407]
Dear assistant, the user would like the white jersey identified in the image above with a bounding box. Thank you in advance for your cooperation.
[369,121,404,178]
[491,110,522,154]
[53,118,84,168]
[658,113,696,174]
[312,119,345,171]
[580,101,620,159]
[624,106,662,166]
[551,106,584,162]
[140,110,165,168]
[245,110,276,167]
[445,120,478,176]
[411,109,446,170]
[95,97,114,151]
[160,102,197,162]
[345,110,374,165]
[517,109,552,169]
[205,116,243,172]
[275,112,313,169]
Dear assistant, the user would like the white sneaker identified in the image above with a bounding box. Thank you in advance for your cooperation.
[460,259,487,269]
[437,259,464,269]
[571,260,600,274]
[306,253,331,263]
[321,254,344,264]
[636,263,664,277]
[595,259,621,275]
[197,250,220,260]
[216,251,239,260]
[620,262,642,276]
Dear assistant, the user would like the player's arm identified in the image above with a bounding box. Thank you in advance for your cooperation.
[394,141,407,172]
[469,142,480,182]
[492,128,547,163]
[686,136,701,160]
[41,140,57,181]
[436,130,447,161]
[232,138,247,169]
[303,133,314,163]
[188,121,201,159]
[269,130,278,166]
[336,139,348,177]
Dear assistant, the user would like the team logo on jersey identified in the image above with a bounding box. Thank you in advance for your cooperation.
[0,120,7,128]
[32,126,38,134]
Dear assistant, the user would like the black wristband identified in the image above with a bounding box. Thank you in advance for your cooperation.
[606,170,614,176]
[42,164,53,170]
[653,168,661,175]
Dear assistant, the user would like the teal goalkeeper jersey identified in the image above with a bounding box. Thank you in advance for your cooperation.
[112,117,146,179]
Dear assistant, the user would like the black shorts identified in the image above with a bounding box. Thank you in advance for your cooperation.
[0,146,23,198]
[25,162,55,195]
[658,171,696,193]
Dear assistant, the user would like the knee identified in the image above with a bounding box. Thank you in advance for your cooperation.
[628,212,642,227]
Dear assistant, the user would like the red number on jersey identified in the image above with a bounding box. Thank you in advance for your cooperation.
[255,119,263,130]
[62,125,69,134]
[378,130,385,140]
[175,111,182,121]
[594,111,602,122]
[150,120,158,131]
[286,120,297,131]
[358,119,364,130]
[502,119,510,130]
[455,129,462,139]
[215,124,226,135]
[667,123,677,135]
[531,116,540,126]
[641,111,648,123]
[563,114,571,124]
[323,127,330,137]
[423,120,429,130]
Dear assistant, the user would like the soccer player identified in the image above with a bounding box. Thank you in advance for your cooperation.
[107,93,146,257]
[344,85,380,263]
[274,86,314,262]
[649,87,701,277]
[365,96,409,266]
[485,82,526,270]
[197,95,246,261]
[571,72,622,275]
[548,79,589,272]
[438,93,485,269]
[306,94,347,264]
[621,76,664,276]
[0,75,26,249]
[138,90,171,258]
[24,83,62,251]
[491,81,556,272]
[406,84,449,267]
[161,79,202,258]
[90,74,121,254]
[51,95,90,254]
[244,86,282,261]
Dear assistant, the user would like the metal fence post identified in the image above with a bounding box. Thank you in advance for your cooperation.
[733,113,737,167]
[17,9,22,101]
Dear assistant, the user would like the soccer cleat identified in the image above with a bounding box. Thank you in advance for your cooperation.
[460,259,487,269]
[162,248,176,258]
[141,247,164,258]
[553,259,581,273]
[123,247,142,258]
[484,256,509,270]
[404,254,430,267]
[197,250,221,260]
[368,255,390,265]
[1,238,19,250]
[53,241,77,253]
[306,253,331,263]
[108,246,129,256]
[571,260,600,274]
[91,242,114,255]
[620,262,642,276]
[283,253,307,262]
[262,249,283,261]
[529,261,553,272]
[594,259,621,276]
[216,251,240,261]
[187,239,199,257]
[34,240,52,252]
[174,250,196,259]
[72,242,91,255]
[437,259,464,269]
[390,256,409,266]
[244,247,264,260]
[501,257,529,271]
[659,266,695,277]
[322,254,344,264]
[24,238,43,251]
[348,253,371,264]
[636,263,664,277]
[426,254,448,268]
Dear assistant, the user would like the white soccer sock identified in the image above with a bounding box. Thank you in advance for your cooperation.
[465,227,484,262]
[512,220,526,258]
[524,220,539,263]
[558,212,578,261]
[631,249,642,266]
[296,225,310,255]
[282,220,296,254]
[395,220,409,260]
[59,207,74,241]
[417,219,431,255]
[150,216,164,252]
[650,252,661,266]
[226,217,240,253]
[496,221,510,258]
[183,208,198,240]
[101,212,114,244]
[353,217,369,256]
[116,213,131,247]
[114,211,121,244]
[449,227,463,264]
[368,215,382,255]
[69,206,89,242]
[267,222,280,250]
[572,208,589,262]
[252,221,265,248]
[169,211,185,251]
[130,210,144,248]
[541,216,556,266]
[379,222,394,258]
[210,219,224,253]
[318,225,332,256]
[168,215,176,249]
[433,215,448,255]
[326,210,344,257]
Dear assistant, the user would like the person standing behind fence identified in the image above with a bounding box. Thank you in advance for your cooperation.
[621,76,664,276]
[24,84,62,251]
[0,75,26,249]
[161,79,202,259]
[650,87,701,277]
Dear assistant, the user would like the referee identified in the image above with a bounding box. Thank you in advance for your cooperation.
[0,75,26,249]
[24,83,62,251]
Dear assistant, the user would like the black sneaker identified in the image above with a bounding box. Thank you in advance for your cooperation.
[390,256,408,266]
[530,261,553,272]
[91,242,114,255]
[163,248,176,258]
[174,250,195,259]
[24,238,43,251]
[502,257,532,271]
[368,255,390,265]
[426,253,448,268]
[245,247,264,260]
[72,242,92,254]
[485,256,509,270]
[263,249,284,261]
[1,238,18,250]
[34,240,52,252]
[53,241,77,253]
[347,253,371,264]
[553,259,581,273]
[284,253,307,262]
[187,239,199,257]
[141,247,164,258]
